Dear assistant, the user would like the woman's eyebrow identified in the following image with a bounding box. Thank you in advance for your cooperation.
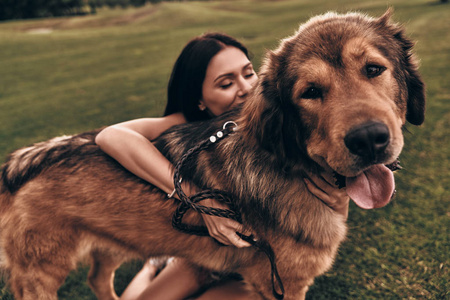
[242,62,253,70]
[214,72,234,83]
[214,62,253,83]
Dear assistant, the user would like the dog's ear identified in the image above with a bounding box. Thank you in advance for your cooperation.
[377,9,426,125]
[377,7,394,26]
[404,58,426,126]
[241,78,289,164]
[240,49,309,167]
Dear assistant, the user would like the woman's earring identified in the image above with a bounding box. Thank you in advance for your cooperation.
[198,103,206,111]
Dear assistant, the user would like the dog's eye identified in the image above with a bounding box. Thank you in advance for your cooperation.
[365,65,386,78]
[301,87,322,99]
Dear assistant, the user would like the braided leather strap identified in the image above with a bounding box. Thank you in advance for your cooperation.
[170,121,285,299]
[171,122,240,234]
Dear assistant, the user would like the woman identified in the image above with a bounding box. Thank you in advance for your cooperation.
[96,33,349,300]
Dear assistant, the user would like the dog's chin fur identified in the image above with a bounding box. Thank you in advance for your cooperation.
[0,10,425,300]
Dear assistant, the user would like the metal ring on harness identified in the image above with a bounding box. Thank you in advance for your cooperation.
[223,120,238,130]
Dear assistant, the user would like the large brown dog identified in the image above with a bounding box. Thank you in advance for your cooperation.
[0,10,425,300]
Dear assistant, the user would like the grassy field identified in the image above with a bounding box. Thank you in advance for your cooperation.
[0,0,448,299]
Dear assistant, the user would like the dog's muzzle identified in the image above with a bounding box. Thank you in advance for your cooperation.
[344,121,390,163]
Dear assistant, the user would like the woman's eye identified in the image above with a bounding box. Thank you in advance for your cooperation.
[301,87,322,99]
[365,65,386,78]
[220,82,233,89]
[245,72,255,79]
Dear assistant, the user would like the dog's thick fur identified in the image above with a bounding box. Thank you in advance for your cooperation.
[0,10,425,300]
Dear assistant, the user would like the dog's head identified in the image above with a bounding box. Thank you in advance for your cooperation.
[240,10,425,208]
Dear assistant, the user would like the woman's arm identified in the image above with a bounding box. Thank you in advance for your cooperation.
[95,114,251,248]
[96,116,347,246]
[95,113,187,195]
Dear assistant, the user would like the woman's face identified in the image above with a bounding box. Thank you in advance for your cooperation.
[200,46,258,116]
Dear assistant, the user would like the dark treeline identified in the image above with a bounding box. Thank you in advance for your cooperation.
[0,0,180,21]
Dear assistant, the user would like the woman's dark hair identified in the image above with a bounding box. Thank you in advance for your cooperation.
[164,32,251,122]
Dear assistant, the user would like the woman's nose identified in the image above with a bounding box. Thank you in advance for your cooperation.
[237,77,252,98]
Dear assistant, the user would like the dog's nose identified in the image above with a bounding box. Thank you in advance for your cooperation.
[344,122,390,161]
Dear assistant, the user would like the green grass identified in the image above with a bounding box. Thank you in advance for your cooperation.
[0,0,448,299]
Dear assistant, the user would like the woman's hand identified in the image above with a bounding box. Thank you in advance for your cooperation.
[200,198,252,248]
[304,174,350,220]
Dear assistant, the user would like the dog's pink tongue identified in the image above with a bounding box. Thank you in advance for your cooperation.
[346,164,395,209]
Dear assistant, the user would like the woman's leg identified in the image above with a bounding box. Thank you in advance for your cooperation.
[120,260,158,300]
[121,258,203,300]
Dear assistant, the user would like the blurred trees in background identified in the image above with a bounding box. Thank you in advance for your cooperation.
[0,0,167,21]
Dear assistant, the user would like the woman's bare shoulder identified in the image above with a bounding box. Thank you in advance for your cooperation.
[112,113,187,140]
